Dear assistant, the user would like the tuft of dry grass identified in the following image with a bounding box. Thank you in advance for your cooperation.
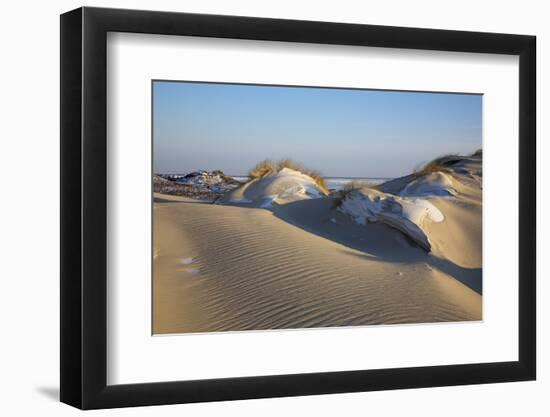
[413,154,464,178]
[332,180,376,207]
[247,158,329,194]
[307,170,328,195]
[276,158,301,172]
[248,159,278,179]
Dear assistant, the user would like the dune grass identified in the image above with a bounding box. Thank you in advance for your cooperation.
[413,154,464,178]
[248,158,329,194]
[332,180,378,207]
[414,149,482,178]
[248,159,278,179]
[411,148,482,181]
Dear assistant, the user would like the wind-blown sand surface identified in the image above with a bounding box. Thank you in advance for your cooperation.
[153,155,482,334]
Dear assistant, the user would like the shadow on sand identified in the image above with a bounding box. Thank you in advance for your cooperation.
[162,195,482,295]
[269,198,482,295]
[341,250,482,294]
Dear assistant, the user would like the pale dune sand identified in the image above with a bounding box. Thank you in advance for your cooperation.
[153,168,482,334]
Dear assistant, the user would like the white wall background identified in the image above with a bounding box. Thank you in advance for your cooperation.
[0,0,545,415]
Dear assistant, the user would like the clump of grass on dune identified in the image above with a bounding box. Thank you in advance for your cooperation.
[332,180,377,208]
[414,149,482,178]
[307,170,328,195]
[413,154,464,178]
[275,158,301,172]
[248,159,278,179]
[247,158,329,195]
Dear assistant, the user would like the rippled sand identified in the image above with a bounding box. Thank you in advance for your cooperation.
[152,193,481,334]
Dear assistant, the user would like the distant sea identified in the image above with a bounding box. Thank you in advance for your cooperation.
[325,177,391,190]
[233,176,391,191]
[159,173,390,191]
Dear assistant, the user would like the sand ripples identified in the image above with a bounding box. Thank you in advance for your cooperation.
[153,201,481,334]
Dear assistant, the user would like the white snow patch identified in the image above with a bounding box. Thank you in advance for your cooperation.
[228,168,326,208]
[338,189,444,252]
[185,268,200,275]
[176,171,223,186]
[340,191,443,226]
[400,198,444,223]
[400,172,457,197]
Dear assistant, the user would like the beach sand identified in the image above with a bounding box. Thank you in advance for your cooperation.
[153,171,482,334]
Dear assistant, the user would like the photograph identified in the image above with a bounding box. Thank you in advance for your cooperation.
[152,81,483,334]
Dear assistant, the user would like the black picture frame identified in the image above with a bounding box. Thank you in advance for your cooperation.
[60,6,536,410]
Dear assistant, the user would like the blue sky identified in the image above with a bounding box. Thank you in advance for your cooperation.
[153,81,482,178]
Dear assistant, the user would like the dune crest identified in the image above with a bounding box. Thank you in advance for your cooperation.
[400,171,457,197]
[337,152,481,255]
[223,167,327,207]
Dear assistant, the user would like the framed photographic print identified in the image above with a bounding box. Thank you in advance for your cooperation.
[60,6,536,409]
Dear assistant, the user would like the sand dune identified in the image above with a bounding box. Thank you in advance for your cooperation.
[221,167,327,207]
[337,159,482,256]
[153,154,482,334]
[153,203,481,333]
